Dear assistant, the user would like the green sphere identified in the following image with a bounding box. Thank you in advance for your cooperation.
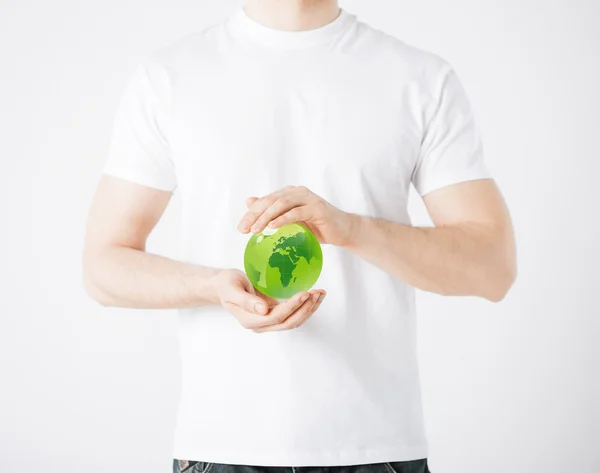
[244,222,323,300]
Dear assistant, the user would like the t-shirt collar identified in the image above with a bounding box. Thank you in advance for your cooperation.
[227,7,355,50]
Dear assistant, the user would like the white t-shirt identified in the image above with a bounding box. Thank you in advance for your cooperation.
[104,7,489,467]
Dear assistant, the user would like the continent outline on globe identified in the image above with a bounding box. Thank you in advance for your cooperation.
[243,222,323,300]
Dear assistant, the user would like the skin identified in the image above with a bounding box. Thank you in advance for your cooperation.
[245,0,340,31]
[238,179,517,302]
[83,176,325,333]
[83,0,516,331]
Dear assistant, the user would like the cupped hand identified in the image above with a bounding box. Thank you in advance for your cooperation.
[237,185,358,247]
[210,269,326,332]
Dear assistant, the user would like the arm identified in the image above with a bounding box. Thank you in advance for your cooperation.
[239,66,516,302]
[82,175,324,331]
[90,62,323,328]
[237,179,517,302]
[342,179,517,302]
[82,175,220,309]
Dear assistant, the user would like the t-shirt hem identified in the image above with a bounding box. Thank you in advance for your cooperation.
[416,171,492,197]
[102,166,176,192]
[171,444,429,467]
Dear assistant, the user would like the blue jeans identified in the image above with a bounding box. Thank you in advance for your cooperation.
[173,460,431,473]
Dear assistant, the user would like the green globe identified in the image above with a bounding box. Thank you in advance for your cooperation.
[244,222,323,300]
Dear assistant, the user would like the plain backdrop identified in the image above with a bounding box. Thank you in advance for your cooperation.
[1,0,599,472]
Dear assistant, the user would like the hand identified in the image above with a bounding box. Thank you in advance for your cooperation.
[237,185,358,246]
[210,269,326,333]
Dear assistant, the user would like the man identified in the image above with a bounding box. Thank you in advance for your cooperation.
[83,1,517,472]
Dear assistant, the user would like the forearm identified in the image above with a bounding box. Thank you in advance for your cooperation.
[83,245,222,309]
[343,214,516,301]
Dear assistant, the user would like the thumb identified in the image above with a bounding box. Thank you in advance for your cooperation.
[226,279,268,315]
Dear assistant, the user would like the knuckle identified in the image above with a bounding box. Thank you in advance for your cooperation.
[315,199,327,210]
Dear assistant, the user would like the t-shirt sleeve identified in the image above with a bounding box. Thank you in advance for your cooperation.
[103,61,177,192]
[411,65,490,196]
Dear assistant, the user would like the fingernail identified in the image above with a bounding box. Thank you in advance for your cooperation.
[254,302,265,313]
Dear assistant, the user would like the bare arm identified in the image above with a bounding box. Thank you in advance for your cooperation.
[82,175,221,308]
[82,175,324,332]
[342,179,517,301]
[238,179,516,302]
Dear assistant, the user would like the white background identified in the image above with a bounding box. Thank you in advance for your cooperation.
[1,0,599,472]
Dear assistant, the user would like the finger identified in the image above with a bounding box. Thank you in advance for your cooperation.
[268,207,309,229]
[228,290,306,331]
[296,291,326,328]
[254,291,322,333]
[257,293,280,309]
[250,197,306,234]
[225,303,284,331]
[238,192,284,233]
[285,290,323,329]
[251,291,311,328]
[223,283,269,315]
[286,291,321,329]
[292,289,325,327]
[245,196,259,209]
[252,299,317,333]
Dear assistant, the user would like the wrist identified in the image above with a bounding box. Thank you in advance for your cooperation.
[340,212,366,249]
[203,267,226,306]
